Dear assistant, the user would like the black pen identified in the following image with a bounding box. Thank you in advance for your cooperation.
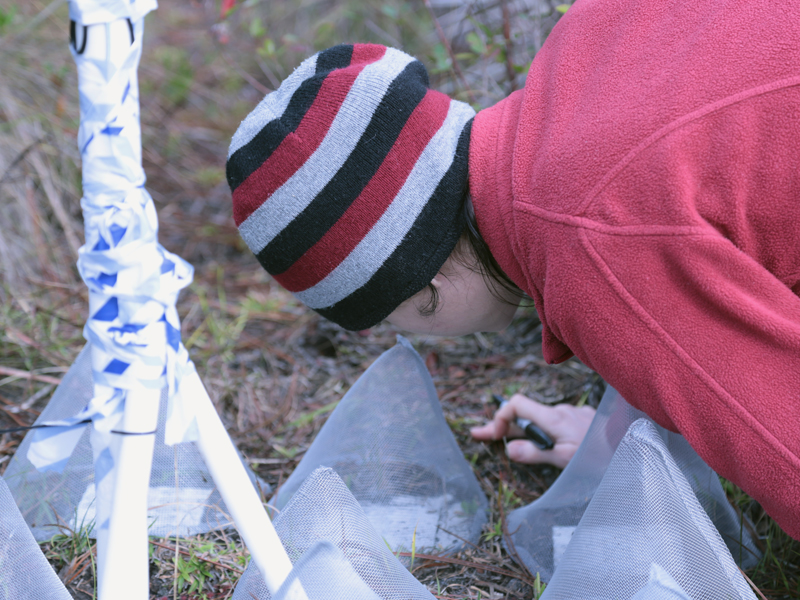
[491,394,555,451]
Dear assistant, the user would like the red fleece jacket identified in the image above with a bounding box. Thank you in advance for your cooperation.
[469,0,800,538]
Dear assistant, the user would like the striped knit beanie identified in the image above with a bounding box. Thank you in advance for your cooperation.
[227,44,475,331]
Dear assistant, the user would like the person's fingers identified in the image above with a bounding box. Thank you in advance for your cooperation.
[469,421,504,440]
[507,439,573,469]
[470,418,523,441]
[471,394,564,441]
[506,394,565,430]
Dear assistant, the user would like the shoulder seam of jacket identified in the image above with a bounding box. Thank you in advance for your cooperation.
[570,75,800,218]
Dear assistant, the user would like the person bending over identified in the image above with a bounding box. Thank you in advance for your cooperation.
[225,0,800,540]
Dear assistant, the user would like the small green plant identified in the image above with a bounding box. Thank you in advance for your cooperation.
[499,480,521,509]
[483,520,503,542]
[288,399,339,428]
[42,523,97,598]
[533,572,546,598]
[174,546,214,597]
[410,522,418,570]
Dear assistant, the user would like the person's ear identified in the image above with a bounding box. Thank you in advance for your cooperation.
[430,273,445,290]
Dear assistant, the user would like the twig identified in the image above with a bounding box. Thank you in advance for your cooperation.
[498,487,528,578]
[0,137,46,187]
[22,383,54,409]
[422,0,477,105]
[0,405,29,427]
[254,56,281,90]
[436,525,482,553]
[499,0,517,92]
[739,567,770,600]
[0,366,62,386]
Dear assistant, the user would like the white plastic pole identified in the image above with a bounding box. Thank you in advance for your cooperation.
[188,371,303,596]
[78,19,160,599]
[99,390,160,599]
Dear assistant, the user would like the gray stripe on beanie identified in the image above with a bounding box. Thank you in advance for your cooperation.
[227,54,319,159]
[238,48,415,255]
[295,100,476,309]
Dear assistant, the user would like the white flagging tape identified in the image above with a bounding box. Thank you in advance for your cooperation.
[24,2,303,597]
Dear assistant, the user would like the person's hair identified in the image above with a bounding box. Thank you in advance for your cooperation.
[417,193,526,317]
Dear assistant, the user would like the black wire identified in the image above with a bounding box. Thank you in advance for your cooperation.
[69,18,134,55]
[69,20,88,54]
[0,420,155,436]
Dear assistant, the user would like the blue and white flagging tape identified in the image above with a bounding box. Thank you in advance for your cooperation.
[27,0,199,492]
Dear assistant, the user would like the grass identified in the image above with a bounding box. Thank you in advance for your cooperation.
[0,0,798,598]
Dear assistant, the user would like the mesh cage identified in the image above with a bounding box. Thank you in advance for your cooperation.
[272,541,382,600]
[506,386,759,581]
[630,564,691,600]
[271,336,487,555]
[0,477,72,600]
[3,344,269,540]
[232,467,436,600]
[539,419,756,600]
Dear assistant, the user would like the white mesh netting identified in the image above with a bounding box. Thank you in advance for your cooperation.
[0,477,72,599]
[270,336,487,555]
[629,564,691,600]
[539,419,757,600]
[232,467,436,600]
[3,344,269,540]
[271,541,382,600]
[506,386,760,581]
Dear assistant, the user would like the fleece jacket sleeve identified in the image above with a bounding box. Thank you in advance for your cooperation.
[521,204,800,540]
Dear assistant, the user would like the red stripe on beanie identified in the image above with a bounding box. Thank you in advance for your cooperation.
[350,43,388,65]
[274,90,451,292]
[232,45,388,226]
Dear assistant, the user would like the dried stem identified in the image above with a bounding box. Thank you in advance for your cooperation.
[0,366,63,386]
[422,0,477,105]
[500,0,517,92]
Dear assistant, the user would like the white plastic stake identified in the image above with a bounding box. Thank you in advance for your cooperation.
[99,390,160,599]
[189,371,303,597]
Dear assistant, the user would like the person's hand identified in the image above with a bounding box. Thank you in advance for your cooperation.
[470,393,596,468]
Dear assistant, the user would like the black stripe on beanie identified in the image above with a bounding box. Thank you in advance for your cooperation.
[226,45,354,193]
[256,59,430,276]
[315,44,354,74]
[317,119,472,331]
